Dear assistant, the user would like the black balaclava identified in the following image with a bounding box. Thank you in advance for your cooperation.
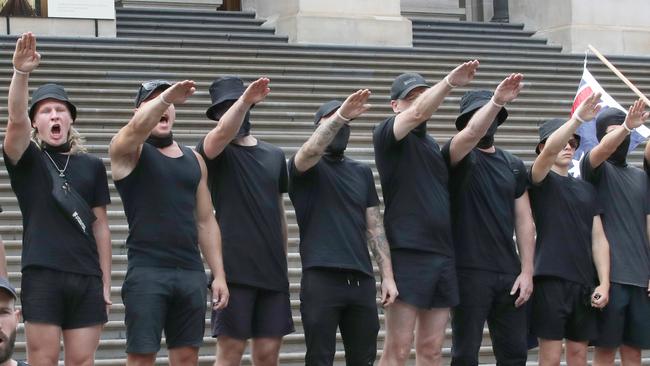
[476,119,500,149]
[235,110,252,139]
[324,124,351,161]
[146,132,174,148]
[412,121,427,137]
[596,108,628,167]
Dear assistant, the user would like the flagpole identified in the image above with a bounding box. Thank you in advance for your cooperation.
[588,44,650,108]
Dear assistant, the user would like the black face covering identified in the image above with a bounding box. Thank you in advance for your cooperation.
[476,119,499,149]
[324,124,350,160]
[412,122,427,137]
[146,132,174,148]
[235,111,252,139]
[596,109,628,166]
[608,135,630,167]
[42,140,71,153]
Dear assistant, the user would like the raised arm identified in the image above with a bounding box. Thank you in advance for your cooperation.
[511,191,535,308]
[4,32,41,164]
[365,206,398,306]
[590,215,610,308]
[530,92,601,184]
[293,89,371,173]
[193,151,229,310]
[589,99,649,169]
[448,73,523,166]
[393,60,479,141]
[109,80,195,180]
[202,77,271,159]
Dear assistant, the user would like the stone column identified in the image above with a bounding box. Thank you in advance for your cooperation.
[509,0,650,56]
[242,0,412,47]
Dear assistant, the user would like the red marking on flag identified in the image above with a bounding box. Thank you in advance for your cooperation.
[571,86,594,117]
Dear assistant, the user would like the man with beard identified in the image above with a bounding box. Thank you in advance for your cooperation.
[0,277,28,366]
[196,76,293,366]
[441,74,536,366]
[290,90,398,366]
[373,61,479,366]
[581,100,650,366]
[528,93,611,366]
[109,79,229,366]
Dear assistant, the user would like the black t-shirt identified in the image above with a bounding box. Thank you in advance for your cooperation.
[372,116,453,256]
[16,361,29,366]
[442,142,527,274]
[581,153,650,287]
[528,170,600,286]
[3,142,110,277]
[196,139,289,292]
[115,143,204,271]
[288,155,378,276]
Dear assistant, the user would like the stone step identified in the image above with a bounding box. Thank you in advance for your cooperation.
[413,31,549,45]
[115,7,257,19]
[116,21,275,35]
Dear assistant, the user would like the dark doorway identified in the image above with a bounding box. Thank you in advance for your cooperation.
[218,0,240,11]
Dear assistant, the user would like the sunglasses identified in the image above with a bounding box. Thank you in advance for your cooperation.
[567,138,580,149]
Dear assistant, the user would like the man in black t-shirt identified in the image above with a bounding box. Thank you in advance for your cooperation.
[580,100,650,365]
[110,79,229,366]
[529,93,611,365]
[196,76,294,366]
[290,91,398,366]
[373,61,479,366]
[441,75,536,366]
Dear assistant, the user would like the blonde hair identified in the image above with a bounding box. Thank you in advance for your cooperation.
[31,126,87,154]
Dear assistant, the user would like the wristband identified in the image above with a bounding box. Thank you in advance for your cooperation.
[444,76,458,88]
[575,114,587,123]
[622,122,633,133]
[159,94,172,106]
[490,97,505,108]
[13,67,28,75]
[336,110,351,122]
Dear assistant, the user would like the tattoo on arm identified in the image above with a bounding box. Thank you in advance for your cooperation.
[303,118,344,156]
[366,206,391,273]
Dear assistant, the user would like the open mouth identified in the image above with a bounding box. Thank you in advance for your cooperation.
[50,124,62,138]
[159,115,169,124]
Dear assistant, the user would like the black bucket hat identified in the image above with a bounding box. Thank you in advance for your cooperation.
[134,79,172,108]
[390,73,429,100]
[28,83,77,122]
[535,118,580,154]
[314,100,342,124]
[206,76,246,121]
[455,90,508,130]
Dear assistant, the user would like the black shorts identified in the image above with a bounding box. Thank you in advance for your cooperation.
[211,283,294,340]
[531,277,598,342]
[592,282,650,349]
[21,267,107,330]
[391,249,459,309]
[121,266,208,354]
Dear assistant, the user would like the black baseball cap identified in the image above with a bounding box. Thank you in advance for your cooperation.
[536,118,580,154]
[28,83,77,122]
[0,277,17,300]
[314,100,342,124]
[134,79,172,108]
[390,73,429,100]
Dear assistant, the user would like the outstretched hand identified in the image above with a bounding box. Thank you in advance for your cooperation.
[338,89,372,121]
[161,80,196,105]
[623,99,649,130]
[493,73,524,105]
[13,32,41,73]
[573,92,602,122]
[446,60,479,87]
[241,77,271,105]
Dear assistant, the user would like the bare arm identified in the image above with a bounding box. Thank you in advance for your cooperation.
[511,191,535,307]
[193,151,229,309]
[365,206,398,306]
[591,215,610,308]
[4,32,41,164]
[202,77,271,159]
[393,60,479,141]
[589,99,649,169]
[0,236,7,278]
[530,92,601,183]
[279,195,288,254]
[92,206,112,310]
[294,89,371,173]
[448,73,523,167]
[647,215,650,297]
[109,80,196,181]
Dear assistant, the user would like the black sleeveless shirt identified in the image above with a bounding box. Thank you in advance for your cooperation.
[115,143,203,271]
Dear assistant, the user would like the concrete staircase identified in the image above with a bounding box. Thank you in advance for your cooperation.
[0,6,649,365]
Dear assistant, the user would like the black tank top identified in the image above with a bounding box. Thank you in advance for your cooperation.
[115,143,203,270]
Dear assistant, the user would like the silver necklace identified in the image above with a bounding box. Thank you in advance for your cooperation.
[44,151,71,177]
